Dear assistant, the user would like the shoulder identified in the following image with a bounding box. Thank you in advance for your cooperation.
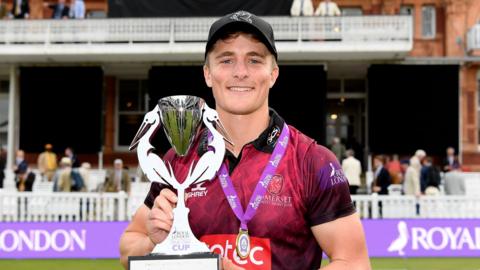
[287,125,339,174]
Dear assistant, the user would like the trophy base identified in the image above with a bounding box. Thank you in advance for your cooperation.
[129,252,222,270]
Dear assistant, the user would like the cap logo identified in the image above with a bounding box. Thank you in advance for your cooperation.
[229,11,252,24]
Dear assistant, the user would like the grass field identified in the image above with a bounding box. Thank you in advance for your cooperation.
[1,258,480,270]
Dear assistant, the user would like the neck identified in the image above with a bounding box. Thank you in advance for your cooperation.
[218,108,270,157]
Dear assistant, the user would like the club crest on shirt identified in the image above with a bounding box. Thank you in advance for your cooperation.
[267,174,283,195]
[262,174,292,208]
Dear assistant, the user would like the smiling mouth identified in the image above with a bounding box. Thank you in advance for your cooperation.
[227,86,253,92]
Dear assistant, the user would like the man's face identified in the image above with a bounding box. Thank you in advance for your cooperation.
[204,33,279,116]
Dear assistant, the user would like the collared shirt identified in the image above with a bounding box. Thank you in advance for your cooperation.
[144,108,354,269]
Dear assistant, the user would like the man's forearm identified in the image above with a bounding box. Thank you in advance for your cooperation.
[119,231,155,269]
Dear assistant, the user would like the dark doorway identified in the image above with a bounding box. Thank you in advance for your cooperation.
[367,65,459,157]
[19,67,103,154]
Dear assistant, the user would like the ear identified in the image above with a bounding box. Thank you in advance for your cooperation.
[269,65,279,88]
[203,64,212,87]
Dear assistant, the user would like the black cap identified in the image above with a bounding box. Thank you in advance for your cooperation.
[205,11,277,60]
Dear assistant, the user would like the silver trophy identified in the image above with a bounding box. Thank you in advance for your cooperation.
[128,95,231,269]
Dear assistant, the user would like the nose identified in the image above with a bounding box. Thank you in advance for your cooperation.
[233,60,248,80]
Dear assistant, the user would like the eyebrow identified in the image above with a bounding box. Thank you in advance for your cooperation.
[214,51,267,59]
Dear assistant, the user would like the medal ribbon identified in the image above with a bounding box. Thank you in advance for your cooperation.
[216,124,290,231]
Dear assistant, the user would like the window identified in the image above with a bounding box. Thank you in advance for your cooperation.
[116,79,149,149]
[341,7,362,16]
[0,80,9,148]
[422,5,436,39]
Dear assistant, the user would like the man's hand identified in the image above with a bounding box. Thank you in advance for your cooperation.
[222,257,245,270]
[147,188,177,244]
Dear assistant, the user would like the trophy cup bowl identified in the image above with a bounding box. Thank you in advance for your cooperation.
[128,95,225,270]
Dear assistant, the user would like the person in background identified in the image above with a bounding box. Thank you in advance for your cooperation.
[69,0,84,19]
[421,157,441,195]
[342,149,362,194]
[64,146,80,168]
[37,143,58,181]
[11,0,29,19]
[402,159,420,196]
[314,0,341,16]
[290,0,314,16]
[54,157,73,192]
[372,155,391,194]
[330,136,346,162]
[44,0,70,19]
[386,154,402,184]
[78,162,91,192]
[13,149,32,191]
[442,146,460,172]
[0,146,6,188]
[0,0,9,19]
[104,159,131,194]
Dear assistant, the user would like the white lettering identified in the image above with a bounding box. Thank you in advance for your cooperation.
[458,229,475,250]
[0,230,19,252]
[427,227,448,250]
[411,228,429,250]
[69,230,86,251]
[250,246,264,265]
[51,230,70,252]
[445,228,462,250]
[34,230,50,251]
[18,230,34,251]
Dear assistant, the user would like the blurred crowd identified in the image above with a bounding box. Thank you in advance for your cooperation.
[0,0,85,20]
[330,136,464,196]
[0,143,149,195]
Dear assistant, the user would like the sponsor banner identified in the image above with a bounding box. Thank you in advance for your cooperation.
[201,234,272,269]
[363,219,480,257]
[0,222,128,258]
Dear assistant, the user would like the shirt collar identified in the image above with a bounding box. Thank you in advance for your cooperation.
[197,108,285,155]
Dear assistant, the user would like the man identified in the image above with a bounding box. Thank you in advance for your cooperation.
[104,159,131,194]
[120,11,369,269]
[314,0,341,16]
[37,143,58,181]
[442,146,460,172]
[13,149,29,191]
[342,149,362,195]
[11,0,29,19]
[372,155,391,195]
[330,136,346,162]
[45,0,70,19]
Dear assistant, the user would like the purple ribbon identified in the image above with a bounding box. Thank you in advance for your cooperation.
[217,124,290,231]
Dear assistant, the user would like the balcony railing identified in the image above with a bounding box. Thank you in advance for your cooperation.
[467,24,480,52]
[0,16,411,44]
[0,16,412,62]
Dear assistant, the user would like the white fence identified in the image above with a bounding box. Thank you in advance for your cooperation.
[1,190,480,222]
[0,16,412,44]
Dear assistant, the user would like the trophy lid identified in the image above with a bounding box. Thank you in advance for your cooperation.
[158,95,205,156]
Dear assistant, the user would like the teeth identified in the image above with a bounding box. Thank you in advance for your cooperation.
[228,87,252,92]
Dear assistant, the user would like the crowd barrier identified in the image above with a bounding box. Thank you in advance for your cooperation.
[1,188,480,222]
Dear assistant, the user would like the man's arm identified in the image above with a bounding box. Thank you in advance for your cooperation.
[312,213,370,270]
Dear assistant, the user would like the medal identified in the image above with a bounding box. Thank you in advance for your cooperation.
[236,228,250,259]
[214,124,290,260]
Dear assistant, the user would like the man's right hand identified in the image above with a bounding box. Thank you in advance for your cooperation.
[147,188,178,245]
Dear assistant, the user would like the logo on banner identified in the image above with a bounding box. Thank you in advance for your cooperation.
[387,221,480,255]
[387,221,408,255]
[201,234,271,270]
[0,229,86,252]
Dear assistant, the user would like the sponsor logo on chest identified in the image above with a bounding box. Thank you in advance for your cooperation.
[186,182,208,199]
